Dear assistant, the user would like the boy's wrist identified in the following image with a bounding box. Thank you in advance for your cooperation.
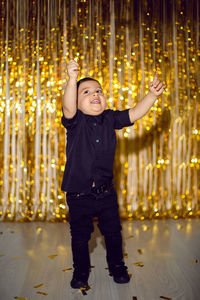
[147,91,157,101]
[68,77,78,86]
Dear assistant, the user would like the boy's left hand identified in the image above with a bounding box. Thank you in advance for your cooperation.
[149,72,166,97]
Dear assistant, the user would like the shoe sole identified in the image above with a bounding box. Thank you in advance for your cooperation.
[70,281,88,289]
[109,273,130,284]
[113,277,130,284]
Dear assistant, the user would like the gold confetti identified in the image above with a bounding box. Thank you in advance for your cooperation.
[62,268,73,272]
[80,285,91,295]
[12,257,22,260]
[80,286,89,290]
[34,283,46,288]
[80,287,87,295]
[189,259,199,263]
[0,254,5,257]
[137,249,143,254]
[14,297,27,300]
[80,289,87,295]
[10,229,19,233]
[160,296,172,300]
[133,261,144,267]
[128,273,132,278]
[48,254,58,259]
[124,253,128,258]
[36,291,48,295]
[126,235,134,239]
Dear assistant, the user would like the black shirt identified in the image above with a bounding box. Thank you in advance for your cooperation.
[61,108,134,193]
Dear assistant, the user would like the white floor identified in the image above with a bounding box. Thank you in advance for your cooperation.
[0,219,200,300]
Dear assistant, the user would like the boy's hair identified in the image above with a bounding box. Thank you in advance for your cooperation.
[77,77,101,91]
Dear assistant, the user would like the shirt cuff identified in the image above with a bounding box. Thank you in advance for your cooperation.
[114,109,134,129]
[61,108,79,129]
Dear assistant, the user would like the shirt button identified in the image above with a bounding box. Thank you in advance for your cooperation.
[93,122,97,126]
[96,139,100,143]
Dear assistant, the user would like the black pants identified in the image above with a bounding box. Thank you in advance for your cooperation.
[66,183,124,272]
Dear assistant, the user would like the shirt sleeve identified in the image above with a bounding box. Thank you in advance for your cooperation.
[112,109,134,130]
[61,108,80,130]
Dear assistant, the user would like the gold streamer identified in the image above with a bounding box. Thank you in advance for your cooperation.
[0,0,199,221]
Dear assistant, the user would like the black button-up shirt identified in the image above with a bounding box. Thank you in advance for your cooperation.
[61,108,134,193]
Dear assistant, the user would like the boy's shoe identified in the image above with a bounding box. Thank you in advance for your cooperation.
[70,269,89,289]
[109,264,130,284]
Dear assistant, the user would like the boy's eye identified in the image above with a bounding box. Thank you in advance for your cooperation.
[83,89,103,94]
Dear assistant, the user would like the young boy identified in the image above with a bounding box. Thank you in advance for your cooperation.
[61,59,166,289]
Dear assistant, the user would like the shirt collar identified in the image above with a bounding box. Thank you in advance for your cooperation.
[84,110,105,124]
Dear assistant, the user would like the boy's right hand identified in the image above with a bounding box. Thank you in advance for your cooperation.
[67,59,79,80]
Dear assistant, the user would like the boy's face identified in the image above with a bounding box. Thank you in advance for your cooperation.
[77,80,107,115]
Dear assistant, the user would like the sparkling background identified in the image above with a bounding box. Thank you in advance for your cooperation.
[0,0,199,221]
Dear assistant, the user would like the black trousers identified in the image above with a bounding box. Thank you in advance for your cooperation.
[66,183,124,272]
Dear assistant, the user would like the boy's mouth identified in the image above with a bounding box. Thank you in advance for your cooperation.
[91,99,101,104]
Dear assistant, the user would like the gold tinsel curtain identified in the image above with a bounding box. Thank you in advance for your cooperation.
[0,0,199,221]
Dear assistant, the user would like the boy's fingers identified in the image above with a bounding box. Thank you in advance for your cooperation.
[69,59,79,65]
[70,60,78,65]
[159,84,167,93]
[153,72,158,78]
[69,63,79,69]
[156,82,163,90]
[152,72,158,83]
[153,79,160,87]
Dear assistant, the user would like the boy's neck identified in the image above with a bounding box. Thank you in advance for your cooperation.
[80,109,105,116]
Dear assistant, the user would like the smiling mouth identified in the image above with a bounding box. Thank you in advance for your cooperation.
[91,99,101,104]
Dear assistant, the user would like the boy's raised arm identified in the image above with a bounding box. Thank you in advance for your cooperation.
[129,73,166,123]
[62,59,79,119]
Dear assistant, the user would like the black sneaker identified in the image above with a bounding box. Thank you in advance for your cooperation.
[109,264,130,284]
[70,269,89,289]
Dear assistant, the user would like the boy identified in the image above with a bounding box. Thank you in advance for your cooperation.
[61,59,166,288]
